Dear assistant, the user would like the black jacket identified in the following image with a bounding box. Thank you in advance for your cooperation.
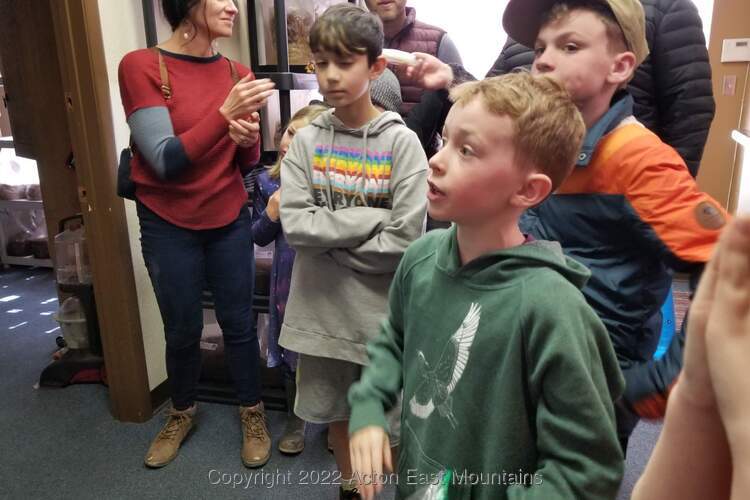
[404,64,476,155]
[487,0,715,177]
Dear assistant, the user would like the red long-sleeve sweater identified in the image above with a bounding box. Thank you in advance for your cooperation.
[118,48,259,229]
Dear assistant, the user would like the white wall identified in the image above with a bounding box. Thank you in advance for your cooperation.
[408,0,714,80]
[406,0,508,78]
[97,1,165,391]
[95,0,250,390]
[694,0,714,42]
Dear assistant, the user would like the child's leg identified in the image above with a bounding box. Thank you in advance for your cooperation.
[295,354,400,496]
[294,355,362,495]
[279,361,306,454]
[390,446,399,469]
[614,400,639,456]
[329,419,354,478]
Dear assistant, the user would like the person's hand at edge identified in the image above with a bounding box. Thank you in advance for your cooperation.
[404,52,454,90]
[220,77,275,122]
[229,112,261,148]
[350,426,392,500]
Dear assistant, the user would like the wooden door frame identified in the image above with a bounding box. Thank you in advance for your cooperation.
[50,0,152,422]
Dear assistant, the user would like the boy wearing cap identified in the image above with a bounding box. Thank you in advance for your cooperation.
[498,0,729,451]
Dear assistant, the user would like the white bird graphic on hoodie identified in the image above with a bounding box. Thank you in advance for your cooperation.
[409,302,481,428]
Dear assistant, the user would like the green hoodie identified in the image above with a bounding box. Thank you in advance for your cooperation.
[349,227,625,499]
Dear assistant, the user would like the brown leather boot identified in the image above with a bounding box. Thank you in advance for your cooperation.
[239,402,271,468]
[144,405,196,468]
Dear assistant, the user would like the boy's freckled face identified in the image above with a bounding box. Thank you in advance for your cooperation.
[531,11,617,106]
[314,51,373,108]
[427,99,525,224]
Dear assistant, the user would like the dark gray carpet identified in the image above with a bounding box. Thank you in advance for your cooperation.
[0,266,374,500]
[618,420,662,499]
[0,265,659,499]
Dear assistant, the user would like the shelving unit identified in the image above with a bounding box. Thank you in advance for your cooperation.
[0,198,52,268]
[2,70,51,268]
[0,75,11,140]
[246,0,355,141]
[0,129,51,268]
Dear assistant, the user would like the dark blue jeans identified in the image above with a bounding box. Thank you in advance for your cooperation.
[137,202,261,409]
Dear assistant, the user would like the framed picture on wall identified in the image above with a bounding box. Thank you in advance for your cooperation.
[260,88,323,152]
[252,0,351,72]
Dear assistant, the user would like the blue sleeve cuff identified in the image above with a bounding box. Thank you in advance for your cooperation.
[252,211,281,247]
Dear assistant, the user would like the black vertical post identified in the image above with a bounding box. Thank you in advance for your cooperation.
[274,0,291,127]
[247,0,261,74]
[142,0,158,47]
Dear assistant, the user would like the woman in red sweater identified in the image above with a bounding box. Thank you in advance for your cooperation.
[118,0,275,469]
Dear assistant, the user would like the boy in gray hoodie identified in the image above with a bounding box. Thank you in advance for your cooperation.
[278,5,428,498]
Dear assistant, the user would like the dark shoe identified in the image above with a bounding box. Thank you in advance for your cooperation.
[278,414,306,455]
[340,487,362,499]
[279,369,305,455]
[240,402,271,468]
[144,405,196,468]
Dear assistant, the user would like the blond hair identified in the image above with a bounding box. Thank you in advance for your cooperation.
[449,73,585,191]
[268,103,329,179]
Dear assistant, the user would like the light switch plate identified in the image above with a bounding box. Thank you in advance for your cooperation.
[723,75,737,96]
[721,38,750,63]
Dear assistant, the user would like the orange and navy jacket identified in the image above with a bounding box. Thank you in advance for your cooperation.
[521,92,728,417]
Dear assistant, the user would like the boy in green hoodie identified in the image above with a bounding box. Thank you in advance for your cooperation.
[278,4,428,499]
[348,73,625,499]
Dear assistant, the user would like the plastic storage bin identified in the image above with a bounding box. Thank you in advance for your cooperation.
[53,296,88,350]
[54,215,91,285]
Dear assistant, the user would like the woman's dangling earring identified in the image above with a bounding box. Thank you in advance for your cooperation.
[182,20,192,41]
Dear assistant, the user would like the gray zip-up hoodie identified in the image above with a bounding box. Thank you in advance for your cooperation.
[279,109,428,364]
